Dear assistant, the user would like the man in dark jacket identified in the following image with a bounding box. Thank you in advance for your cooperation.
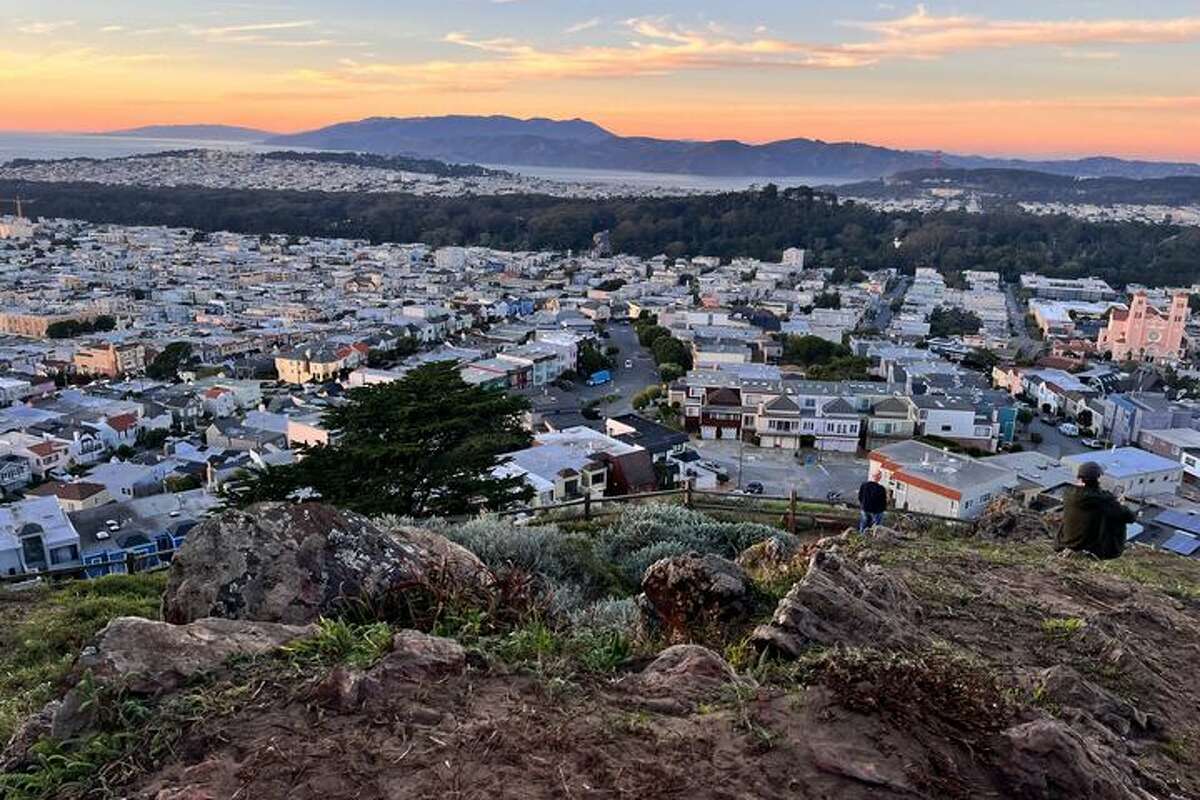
[1057,462,1137,560]
[858,473,888,532]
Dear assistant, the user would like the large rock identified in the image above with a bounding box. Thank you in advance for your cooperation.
[162,503,492,625]
[639,552,750,640]
[995,719,1157,800]
[52,616,313,742]
[735,534,808,583]
[750,549,920,658]
[637,645,744,706]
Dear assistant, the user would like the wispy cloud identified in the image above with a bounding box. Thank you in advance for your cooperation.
[181,19,365,48]
[565,18,600,35]
[16,20,78,35]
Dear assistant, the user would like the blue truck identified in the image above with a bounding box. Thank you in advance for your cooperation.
[586,370,612,387]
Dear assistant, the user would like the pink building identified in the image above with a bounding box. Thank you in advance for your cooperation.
[1097,292,1190,364]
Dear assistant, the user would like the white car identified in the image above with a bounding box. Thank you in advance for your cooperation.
[1057,423,1079,437]
[624,359,633,369]
[1081,438,1104,449]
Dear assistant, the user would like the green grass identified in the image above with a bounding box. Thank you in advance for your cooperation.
[280,618,394,669]
[1040,617,1086,641]
[0,573,166,744]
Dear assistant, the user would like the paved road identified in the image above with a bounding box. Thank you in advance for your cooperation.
[573,321,660,417]
[1004,283,1042,359]
[1020,417,1094,459]
[690,439,869,501]
[871,275,911,332]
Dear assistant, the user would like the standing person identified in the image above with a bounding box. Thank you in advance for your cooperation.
[858,472,888,532]
[1057,462,1137,560]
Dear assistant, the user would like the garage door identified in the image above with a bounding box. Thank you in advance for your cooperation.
[701,426,717,440]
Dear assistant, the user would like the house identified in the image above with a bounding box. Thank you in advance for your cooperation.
[27,480,113,512]
[908,395,999,452]
[605,415,689,462]
[275,343,366,385]
[866,396,915,441]
[753,395,861,453]
[496,426,655,506]
[86,460,174,501]
[1136,429,1200,482]
[869,440,1019,520]
[0,496,82,576]
[982,452,1076,508]
[1061,448,1183,499]
[73,342,147,378]
[0,454,33,492]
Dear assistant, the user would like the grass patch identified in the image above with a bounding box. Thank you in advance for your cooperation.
[281,618,393,669]
[1040,617,1086,641]
[0,573,166,744]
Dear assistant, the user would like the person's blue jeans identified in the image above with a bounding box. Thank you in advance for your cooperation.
[859,511,885,532]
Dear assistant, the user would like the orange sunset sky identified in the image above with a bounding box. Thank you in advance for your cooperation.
[2,1,1200,160]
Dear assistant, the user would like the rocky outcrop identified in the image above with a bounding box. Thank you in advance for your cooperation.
[750,549,921,657]
[639,552,751,640]
[310,630,466,713]
[735,534,807,583]
[16,617,313,753]
[1027,665,1159,740]
[974,496,1056,541]
[162,503,493,625]
[995,719,1158,800]
[636,645,745,707]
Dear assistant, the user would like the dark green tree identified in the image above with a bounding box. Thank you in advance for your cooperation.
[146,342,193,380]
[652,336,693,371]
[236,362,533,516]
[780,335,851,366]
[929,307,983,338]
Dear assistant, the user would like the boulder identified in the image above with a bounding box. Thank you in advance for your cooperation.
[736,534,808,583]
[974,496,1053,542]
[1,700,59,771]
[52,616,313,741]
[366,629,467,685]
[637,645,745,706]
[162,503,492,625]
[385,524,496,604]
[639,552,751,640]
[995,719,1157,800]
[750,549,921,658]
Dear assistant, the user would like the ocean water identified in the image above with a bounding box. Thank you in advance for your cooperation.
[0,132,850,190]
[0,132,293,162]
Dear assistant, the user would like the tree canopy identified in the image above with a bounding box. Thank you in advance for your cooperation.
[929,307,983,338]
[780,335,851,367]
[236,362,533,517]
[146,342,193,380]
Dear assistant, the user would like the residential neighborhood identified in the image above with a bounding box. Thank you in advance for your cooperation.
[0,209,1199,581]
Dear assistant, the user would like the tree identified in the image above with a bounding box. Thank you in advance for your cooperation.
[137,427,170,450]
[146,342,193,380]
[632,385,663,410]
[781,335,850,367]
[636,324,671,348]
[1017,408,1034,426]
[658,363,685,383]
[651,336,693,371]
[578,341,613,376]
[806,356,872,381]
[929,307,982,338]
[236,362,533,517]
[813,292,842,310]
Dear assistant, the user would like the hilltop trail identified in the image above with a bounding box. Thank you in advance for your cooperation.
[3,503,1199,799]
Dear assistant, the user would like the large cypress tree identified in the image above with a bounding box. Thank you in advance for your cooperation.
[238,362,533,516]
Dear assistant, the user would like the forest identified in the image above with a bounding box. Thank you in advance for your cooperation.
[2,180,1197,288]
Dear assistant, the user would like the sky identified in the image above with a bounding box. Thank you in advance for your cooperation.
[2,1,1200,160]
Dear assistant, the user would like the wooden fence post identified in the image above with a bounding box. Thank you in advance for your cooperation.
[684,479,693,509]
[583,492,592,520]
[788,487,797,535]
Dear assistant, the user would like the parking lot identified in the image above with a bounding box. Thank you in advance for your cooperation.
[689,438,870,501]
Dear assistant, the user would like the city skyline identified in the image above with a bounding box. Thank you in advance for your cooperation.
[2,1,1200,160]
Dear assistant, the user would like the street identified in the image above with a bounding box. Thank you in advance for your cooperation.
[1004,283,1042,359]
[1020,417,1093,458]
[689,438,870,501]
[573,320,660,416]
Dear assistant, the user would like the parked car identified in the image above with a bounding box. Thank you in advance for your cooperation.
[1057,422,1079,437]
[744,481,765,495]
[624,359,633,369]
[1081,437,1104,449]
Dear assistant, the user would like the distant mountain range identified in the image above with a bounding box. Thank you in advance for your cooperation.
[103,116,1200,181]
[103,124,276,143]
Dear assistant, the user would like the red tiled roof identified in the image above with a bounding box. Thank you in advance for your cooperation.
[29,441,65,456]
[106,412,139,432]
[204,387,230,399]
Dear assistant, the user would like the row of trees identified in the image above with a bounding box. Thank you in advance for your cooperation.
[633,315,694,383]
[6,179,1198,287]
[779,334,872,381]
[46,315,115,339]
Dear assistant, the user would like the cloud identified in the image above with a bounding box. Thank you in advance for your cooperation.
[181,19,365,48]
[565,18,600,35]
[99,25,126,34]
[289,10,1200,93]
[16,20,77,35]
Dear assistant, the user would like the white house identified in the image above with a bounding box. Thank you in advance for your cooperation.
[869,440,1019,520]
[0,495,82,576]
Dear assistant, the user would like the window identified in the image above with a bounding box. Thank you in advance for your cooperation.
[941,425,952,432]
[50,545,79,565]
